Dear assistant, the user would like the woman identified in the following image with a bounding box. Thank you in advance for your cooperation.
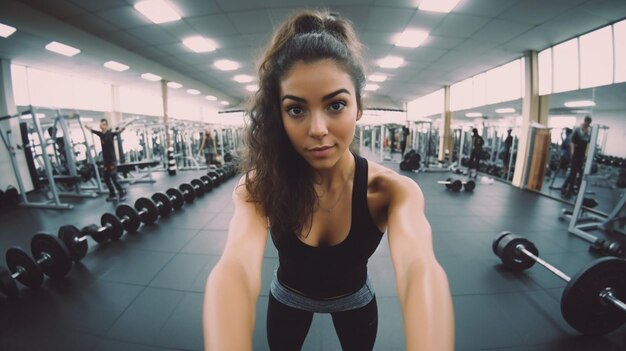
[203,10,454,351]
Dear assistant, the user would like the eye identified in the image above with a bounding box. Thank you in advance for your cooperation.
[286,105,305,117]
[328,101,346,112]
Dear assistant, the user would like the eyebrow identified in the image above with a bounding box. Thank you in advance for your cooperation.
[281,88,351,104]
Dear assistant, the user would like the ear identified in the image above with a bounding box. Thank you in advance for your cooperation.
[356,109,363,121]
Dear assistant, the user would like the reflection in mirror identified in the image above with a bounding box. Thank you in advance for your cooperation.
[541,82,626,218]
[450,99,523,182]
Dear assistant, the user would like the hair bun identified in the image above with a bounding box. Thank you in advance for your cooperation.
[293,13,325,34]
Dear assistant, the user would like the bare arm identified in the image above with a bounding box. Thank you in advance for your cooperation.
[203,176,268,350]
[387,176,454,351]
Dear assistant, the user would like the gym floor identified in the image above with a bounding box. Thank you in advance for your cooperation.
[1,155,625,351]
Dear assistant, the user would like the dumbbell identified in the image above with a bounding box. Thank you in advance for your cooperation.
[437,178,475,192]
[207,170,222,186]
[178,180,206,203]
[589,238,624,257]
[133,197,160,225]
[151,192,176,217]
[1,233,73,298]
[198,175,214,193]
[164,188,186,210]
[493,231,626,336]
[209,165,226,180]
[115,204,143,234]
[57,212,129,261]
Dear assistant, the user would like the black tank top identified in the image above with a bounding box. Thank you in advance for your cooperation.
[272,153,385,299]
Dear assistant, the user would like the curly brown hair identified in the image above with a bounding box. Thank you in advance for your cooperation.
[240,9,367,241]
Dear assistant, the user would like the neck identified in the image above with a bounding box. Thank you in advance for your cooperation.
[313,151,354,191]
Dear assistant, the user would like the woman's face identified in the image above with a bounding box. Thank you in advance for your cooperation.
[279,59,360,170]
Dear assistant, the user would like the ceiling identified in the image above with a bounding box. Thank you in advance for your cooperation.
[1,0,625,111]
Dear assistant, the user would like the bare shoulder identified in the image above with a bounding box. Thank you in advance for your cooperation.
[367,160,423,200]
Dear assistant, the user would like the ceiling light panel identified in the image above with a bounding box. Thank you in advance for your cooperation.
[378,56,404,69]
[167,81,182,88]
[104,61,129,72]
[419,0,461,13]
[141,73,162,81]
[183,36,216,53]
[0,22,17,38]
[564,100,596,108]
[234,74,254,83]
[45,41,80,57]
[246,84,259,92]
[214,59,239,71]
[395,29,429,48]
[134,0,181,24]
[205,95,218,101]
[369,74,387,82]
[187,89,200,95]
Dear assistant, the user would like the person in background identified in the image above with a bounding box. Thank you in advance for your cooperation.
[468,128,484,178]
[561,116,592,198]
[400,124,410,158]
[199,126,218,168]
[85,118,126,201]
[202,9,454,351]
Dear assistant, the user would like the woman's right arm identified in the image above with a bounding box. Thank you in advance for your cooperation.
[203,176,268,350]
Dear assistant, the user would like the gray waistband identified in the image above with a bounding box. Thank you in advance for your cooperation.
[270,268,375,313]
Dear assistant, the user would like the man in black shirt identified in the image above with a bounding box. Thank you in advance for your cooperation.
[561,116,592,198]
[87,118,126,201]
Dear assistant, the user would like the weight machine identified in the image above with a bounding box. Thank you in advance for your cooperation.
[0,106,72,209]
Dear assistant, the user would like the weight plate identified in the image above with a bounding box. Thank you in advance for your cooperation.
[6,247,43,288]
[191,179,206,196]
[561,257,626,336]
[0,267,18,298]
[451,180,463,192]
[135,197,159,225]
[492,232,511,256]
[444,178,453,189]
[30,233,73,279]
[200,175,214,192]
[116,204,141,233]
[57,225,88,261]
[497,234,537,271]
[179,183,196,203]
[82,224,108,243]
[166,188,185,210]
[151,192,172,217]
[464,180,476,192]
[207,171,221,186]
[101,213,123,240]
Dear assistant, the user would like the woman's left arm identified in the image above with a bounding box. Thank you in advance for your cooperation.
[386,175,454,351]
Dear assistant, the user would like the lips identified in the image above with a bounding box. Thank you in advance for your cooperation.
[307,145,334,157]
[308,145,333,151]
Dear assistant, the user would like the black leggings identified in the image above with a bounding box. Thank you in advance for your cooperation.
[266,293,378,351]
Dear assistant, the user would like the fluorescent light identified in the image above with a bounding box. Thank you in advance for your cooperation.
[495,108,515,114]
[167,81,182,88]
[395,29,429,48]
[183,36,216,53]
[141,73,162,81]
[0,23,17,38]
[466,112,483,118]
[369,74,387,82]
[214,59,239,71]
[80,117,93,122]
[419,0,461,13]
[364,84,379,91]
[378,56,404,69]
[564,100,596,108]
[205,95,218,101]
[45,41,80,57]
[220,101,230,106]
[134,0,181,24]
[234,74,254,83]
[246,84,259,92]
[104,60,129,72]
[187,89,200,95]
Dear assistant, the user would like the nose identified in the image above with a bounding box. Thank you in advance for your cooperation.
[308,111,328,139]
